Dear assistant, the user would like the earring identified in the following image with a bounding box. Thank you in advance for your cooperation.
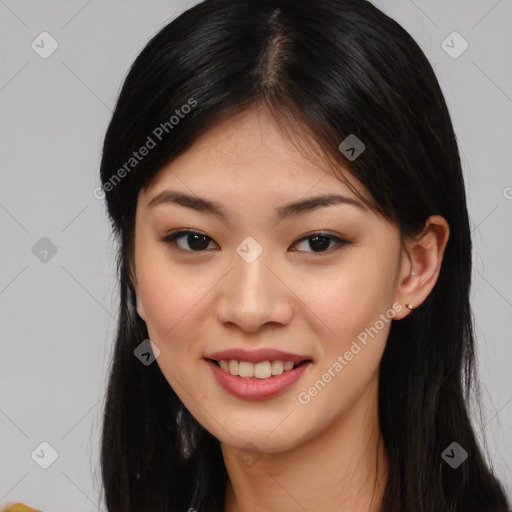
[406,303,413,310]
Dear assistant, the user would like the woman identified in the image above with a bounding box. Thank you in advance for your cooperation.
[97,0,511,511]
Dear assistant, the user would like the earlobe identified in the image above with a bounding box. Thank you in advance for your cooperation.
[393,215,450,319]
[132,278,146,321]
[129,259,146,320]
[136,294,146,320]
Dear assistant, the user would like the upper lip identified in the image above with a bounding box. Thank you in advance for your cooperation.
[205,348,313,364]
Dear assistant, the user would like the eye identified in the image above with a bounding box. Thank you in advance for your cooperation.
[162,229,218,252]
[290,232,351,254]
[162,230,351,254]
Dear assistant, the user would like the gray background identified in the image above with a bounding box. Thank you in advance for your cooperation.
[0,0,511,510]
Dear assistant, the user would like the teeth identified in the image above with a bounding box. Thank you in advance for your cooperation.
[217,359,299,379]
[271,360,283,375]
[239,361,254,378]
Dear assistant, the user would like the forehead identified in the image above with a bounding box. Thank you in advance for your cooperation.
[140,106,370,209]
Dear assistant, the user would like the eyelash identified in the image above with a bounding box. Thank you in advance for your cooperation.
[161,229,352,255]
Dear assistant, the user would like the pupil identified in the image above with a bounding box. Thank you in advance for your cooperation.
[188,234,210,251]
[309,235,330,252]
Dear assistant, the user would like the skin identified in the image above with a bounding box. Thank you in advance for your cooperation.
[132,105,450,512]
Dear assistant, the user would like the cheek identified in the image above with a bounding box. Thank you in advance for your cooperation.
[135,243,200,342]
[139,273,202,343]
[297,241,399,406]
[305,254,396,340]
[295,260,394,424]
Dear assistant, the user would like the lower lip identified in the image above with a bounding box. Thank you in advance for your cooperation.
[205,359,312,400]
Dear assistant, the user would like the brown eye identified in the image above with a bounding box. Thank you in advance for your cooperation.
[162,230,351,254]
[162,230,218,252]
[290,232,351,254]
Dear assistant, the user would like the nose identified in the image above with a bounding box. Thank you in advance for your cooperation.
[214,248,294,333]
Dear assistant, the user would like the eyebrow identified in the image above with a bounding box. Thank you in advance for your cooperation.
[147,190,367,221]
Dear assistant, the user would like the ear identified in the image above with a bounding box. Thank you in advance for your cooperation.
[392,215,450,320]
[136,293,146,321]
[129,258,146,321]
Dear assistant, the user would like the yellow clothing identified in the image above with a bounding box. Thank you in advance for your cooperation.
[0,503,42,512]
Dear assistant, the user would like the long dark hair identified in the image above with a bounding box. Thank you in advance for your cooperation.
[98,1,511,510]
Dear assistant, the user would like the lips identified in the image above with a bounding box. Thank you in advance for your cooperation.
[205,348,313,365]
[206,358,313,400]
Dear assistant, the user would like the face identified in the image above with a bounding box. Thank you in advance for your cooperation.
[132,106,408,453]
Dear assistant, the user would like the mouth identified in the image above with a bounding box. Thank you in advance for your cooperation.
[204,357,313,400]
[205,357,313,371]
[205,357,313,378]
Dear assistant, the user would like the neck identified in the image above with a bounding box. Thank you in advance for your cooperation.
[222,378,388,512]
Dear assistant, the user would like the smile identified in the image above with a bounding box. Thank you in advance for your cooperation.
[205,358,313,400]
